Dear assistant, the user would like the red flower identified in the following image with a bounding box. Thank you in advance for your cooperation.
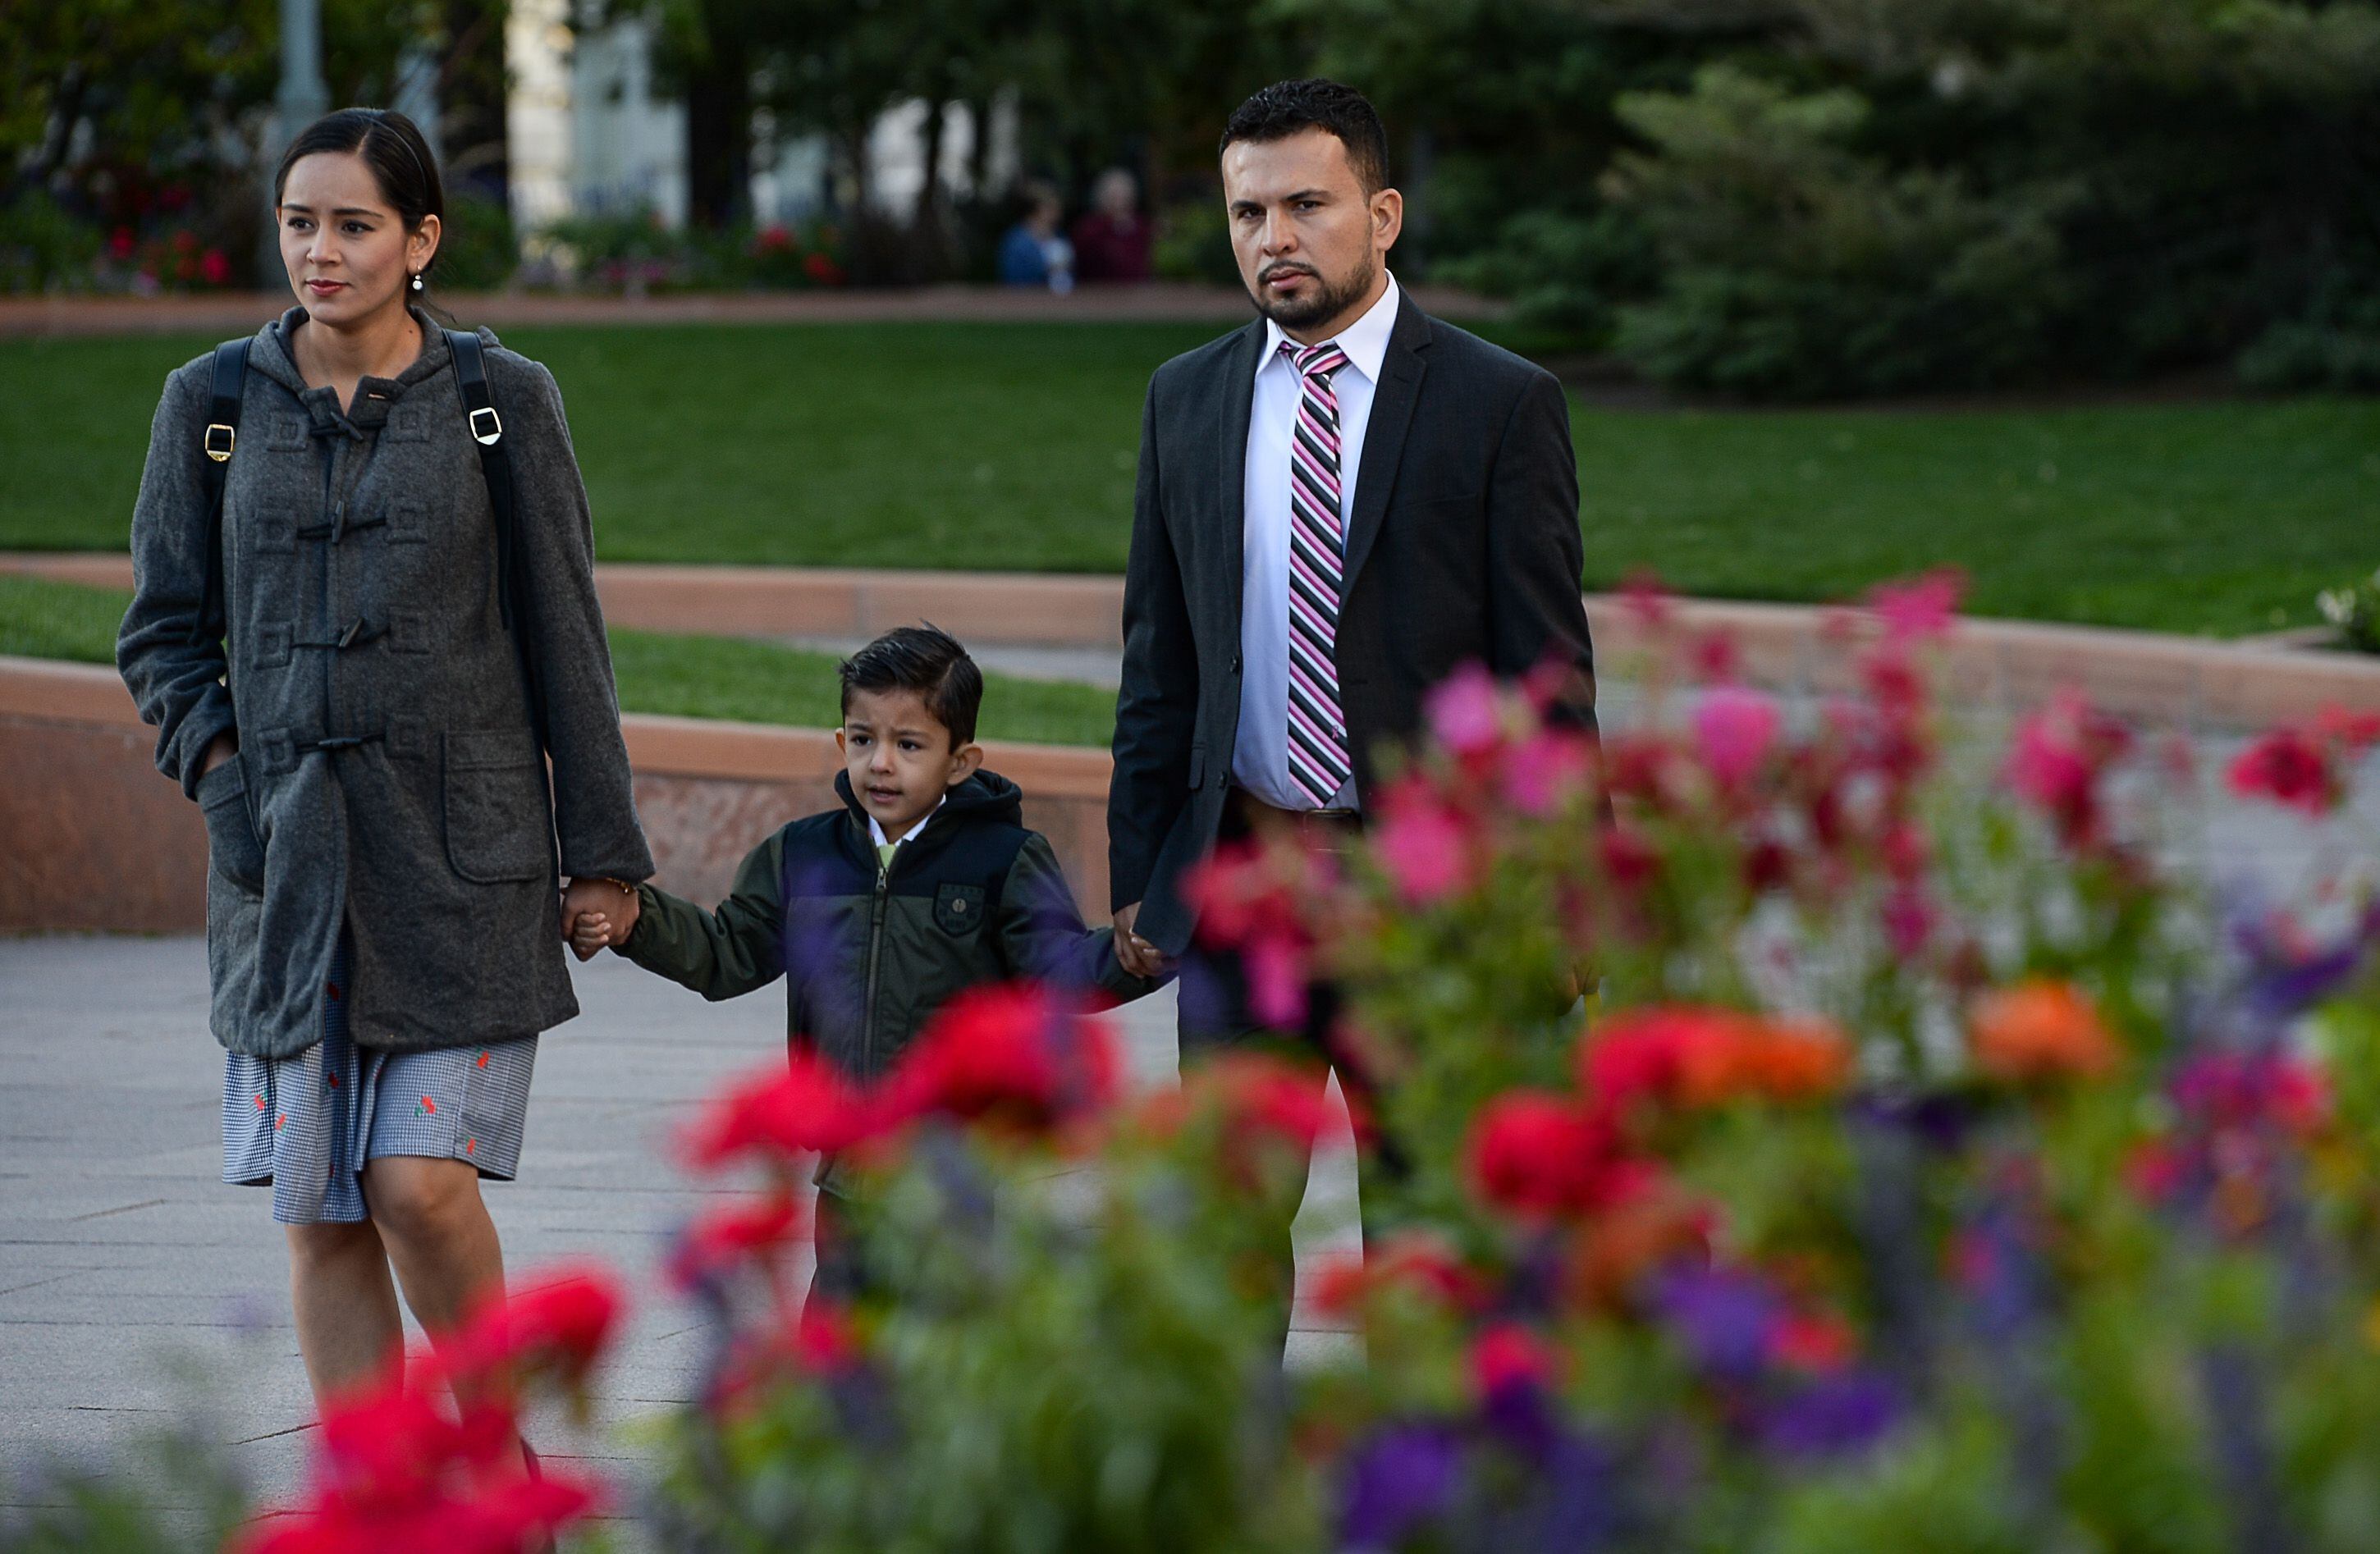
[2229,729,2329,813]
[794,1298,861,1373]
[448,1264,624,1392]
[1197,1051,1343,1152]
[199,247,230,286]
[803,251,844,285]
[1580,1007,1745,1112]
[668,1191,806,1289]
[1466,1090,1648,1218]
[1311,1233,1489,1318]
[1581,1007,1852,1113]
[1471,1321,1558,1398]
[879,982,1118,1131]
[1769,1310,1856,1374]
[683,1051,881,1168]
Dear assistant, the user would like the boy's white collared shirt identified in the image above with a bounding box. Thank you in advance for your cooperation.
[868,794,948,871]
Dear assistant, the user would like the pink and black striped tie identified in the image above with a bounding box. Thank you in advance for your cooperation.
[1284,338,1353,808]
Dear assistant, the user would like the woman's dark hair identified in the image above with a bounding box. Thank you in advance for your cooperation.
[1219,79,1390,194]
[272,108,446,284]
[839,625,984,747]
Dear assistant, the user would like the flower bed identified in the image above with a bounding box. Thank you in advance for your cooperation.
[30,577,2380,1552]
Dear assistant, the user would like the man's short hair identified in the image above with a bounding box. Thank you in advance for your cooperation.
[1219,79,1390,195]
[838,624,983,747]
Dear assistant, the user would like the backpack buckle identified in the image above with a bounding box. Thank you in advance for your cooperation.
[204,423,236,463]
[468,406,502,446]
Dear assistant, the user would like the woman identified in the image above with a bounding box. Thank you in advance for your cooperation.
[116,108,651,1405]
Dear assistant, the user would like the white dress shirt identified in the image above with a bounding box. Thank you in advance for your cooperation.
[867,793,946,855]
[1232,272,1403,810]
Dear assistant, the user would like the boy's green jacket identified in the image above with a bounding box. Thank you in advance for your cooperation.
[618,769,1160,1083]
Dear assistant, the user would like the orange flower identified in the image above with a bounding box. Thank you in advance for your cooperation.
[1738,1017,1854,1101]
[1968,980,2120,1082]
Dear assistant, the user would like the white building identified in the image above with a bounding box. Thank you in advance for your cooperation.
[505,0,1012,234]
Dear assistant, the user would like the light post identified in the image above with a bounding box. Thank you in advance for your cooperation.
[258,0,331,283]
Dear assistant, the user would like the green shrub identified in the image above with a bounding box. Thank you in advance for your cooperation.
[0,192,103,294]
[1603,66,2074,399]
[433,189,518,290]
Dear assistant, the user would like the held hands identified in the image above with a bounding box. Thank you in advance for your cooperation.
[1112,902,1166,979]
[560,877,641,962]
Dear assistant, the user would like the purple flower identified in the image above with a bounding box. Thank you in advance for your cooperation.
[1760,1371,1902,1459]
[1339,1424,1462,1550]
[1655,1264,1780,1382]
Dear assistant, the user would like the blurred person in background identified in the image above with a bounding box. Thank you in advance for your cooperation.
[997,180,1074,292]
[1071,167,1152,283]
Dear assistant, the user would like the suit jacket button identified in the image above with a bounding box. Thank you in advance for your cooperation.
[1230,653,1243,674]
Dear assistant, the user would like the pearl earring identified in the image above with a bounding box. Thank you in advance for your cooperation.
[410,272,424,293]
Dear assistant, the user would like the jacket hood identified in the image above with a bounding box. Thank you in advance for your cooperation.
[834,768,1024,835]
[243,304,491,404]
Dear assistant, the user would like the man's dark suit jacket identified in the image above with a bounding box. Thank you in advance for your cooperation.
[1109,288,1598,957]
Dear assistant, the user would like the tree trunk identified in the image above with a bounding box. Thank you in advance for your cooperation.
[438,0,510,203]
[913,94,951,280]
[684,39,752,229]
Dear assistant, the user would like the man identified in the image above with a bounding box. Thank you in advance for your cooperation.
[1107,78,1597,1331]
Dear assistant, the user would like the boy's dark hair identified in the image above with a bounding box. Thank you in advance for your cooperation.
[1219,79,1390,195]
[838,625,983,747]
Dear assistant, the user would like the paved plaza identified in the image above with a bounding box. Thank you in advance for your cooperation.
[0,936,1359,1529]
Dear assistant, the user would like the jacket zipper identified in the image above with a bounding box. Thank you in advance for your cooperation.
[860,859,892,1073]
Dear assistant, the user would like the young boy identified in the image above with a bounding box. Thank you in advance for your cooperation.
[568,626,1158,1289]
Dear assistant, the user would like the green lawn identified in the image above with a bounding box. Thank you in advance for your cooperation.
[3,322,2376,634]
[0,574,1116,748]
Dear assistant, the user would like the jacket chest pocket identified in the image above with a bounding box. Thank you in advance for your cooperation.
[442,729,550,884]
[935,883,985,936]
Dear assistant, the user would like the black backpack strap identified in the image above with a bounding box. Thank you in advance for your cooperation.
[190,338,249,646]
[444,328,521,631]
[445,328,551,756]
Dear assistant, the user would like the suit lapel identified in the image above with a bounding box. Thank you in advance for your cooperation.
[1213,321,1263,643]
[1339,293,1431,589]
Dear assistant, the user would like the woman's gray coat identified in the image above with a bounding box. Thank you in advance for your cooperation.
[118,306,654,1058]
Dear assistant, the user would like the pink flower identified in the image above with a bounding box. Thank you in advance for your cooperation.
[1618,570,1673,630]
[1691,685,1779,788]
[1865,569,1963,643]
[1371,778,1476,906]
[2004,690,2131,848]
[1425,663,1504,756]
[1499,728,1595,816]
[199,247,230,286]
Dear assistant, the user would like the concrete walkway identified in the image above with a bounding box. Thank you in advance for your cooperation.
[0,940,1360,1531]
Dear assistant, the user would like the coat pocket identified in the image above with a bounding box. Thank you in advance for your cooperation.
[197,757,267,895]
[442,729,550,884]
[935,882,986,936]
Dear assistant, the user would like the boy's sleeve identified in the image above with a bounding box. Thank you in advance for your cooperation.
[995,833,1166,1004]
[617,830,788,1000]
